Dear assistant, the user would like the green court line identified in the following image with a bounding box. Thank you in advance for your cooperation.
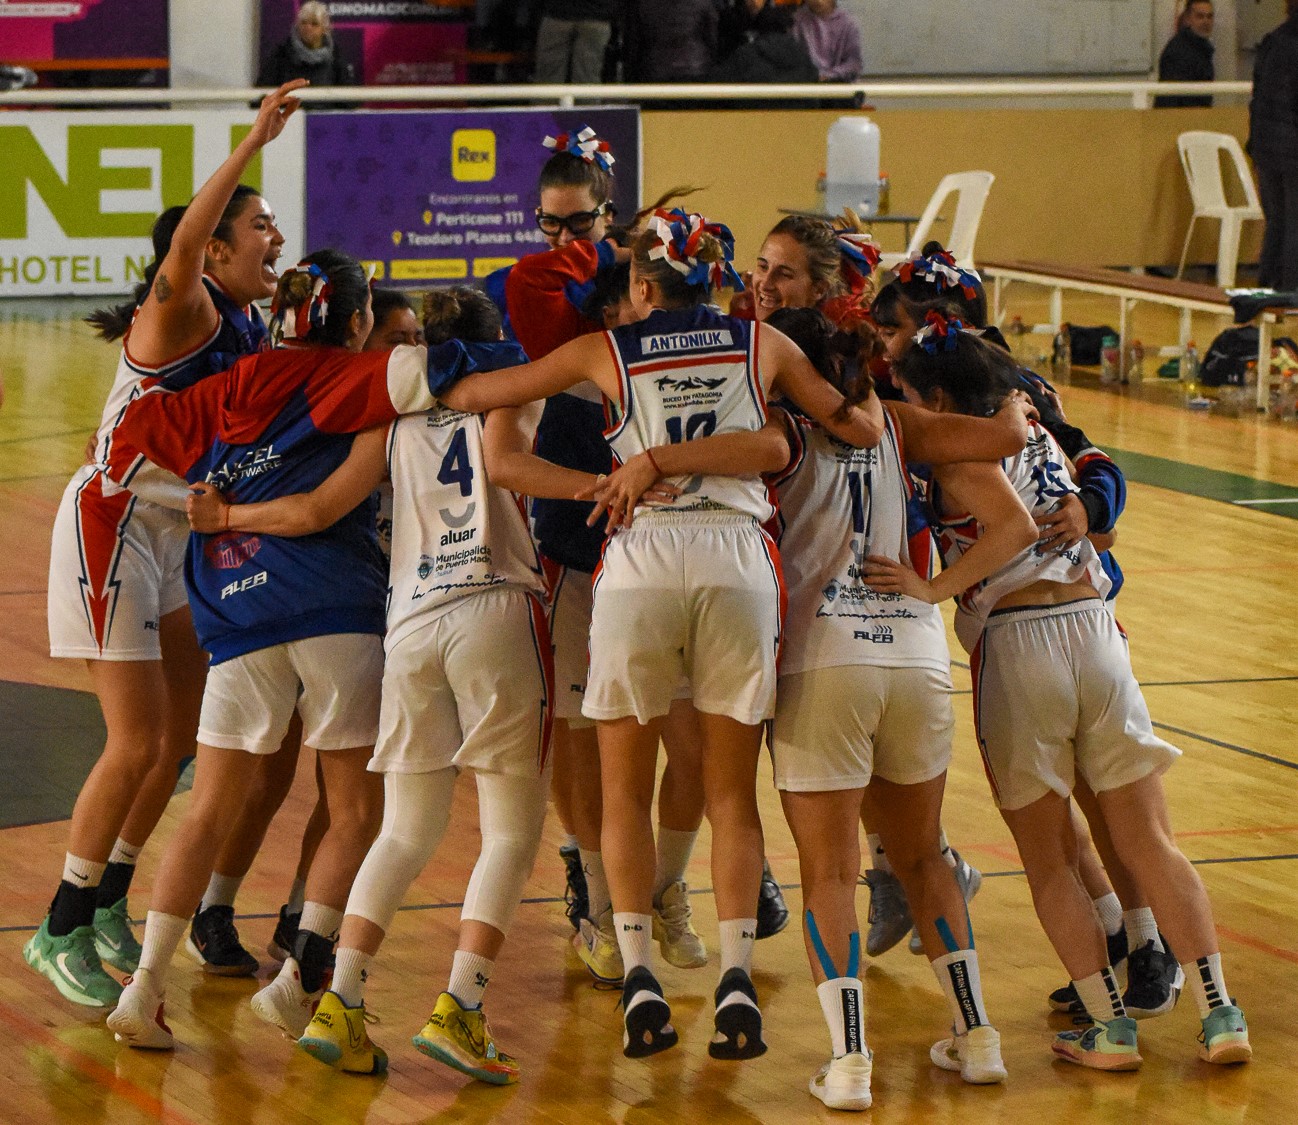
[1107,447,1298,518]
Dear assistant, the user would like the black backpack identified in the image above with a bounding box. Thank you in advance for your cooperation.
[1200,326,1297,387]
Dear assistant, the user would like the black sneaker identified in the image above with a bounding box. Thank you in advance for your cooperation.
[755,860,789,940]
[1047,927,1131,1015]
[561,843,588,933]
[186,905,259,977]
[267,904,300,964]
[1123,938,1182,1019]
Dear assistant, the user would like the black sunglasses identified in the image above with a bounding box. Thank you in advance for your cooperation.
[535,201,613,237]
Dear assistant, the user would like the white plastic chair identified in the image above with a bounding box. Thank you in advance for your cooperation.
[1175,131,1263,289]
[878,171,995,270]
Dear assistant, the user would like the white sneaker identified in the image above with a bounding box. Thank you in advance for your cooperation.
[809,1050,873,1111]
[107,971,174,1050]
[930,1024,1007,1084]
[573,908,624,985]
[250,956,322,1038]
[652,881,707,969]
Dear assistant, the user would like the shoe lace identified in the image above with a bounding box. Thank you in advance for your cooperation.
[1126,940,1169,988]
[563,858,588,928]
[865,876,903,924]
[205,908,244,952]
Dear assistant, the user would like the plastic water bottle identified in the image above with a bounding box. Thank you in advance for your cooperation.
[826,116,881,217]
[1051,324,1072,374]
[1100,334,1120,384]
[1127,340,1145,384]
[877,173,891,216]
[1181,340,1200,383]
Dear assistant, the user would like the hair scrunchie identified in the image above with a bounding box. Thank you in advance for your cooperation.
[896,249,981,301]
[542,125,615,173]
[646,208,744,292]
[269,262,332,346]
[914,309,964,354]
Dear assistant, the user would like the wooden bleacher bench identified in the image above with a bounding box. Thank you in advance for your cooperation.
[980,258,1298,408]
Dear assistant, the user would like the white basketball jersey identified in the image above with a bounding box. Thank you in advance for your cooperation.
[773,407,949,675]
[385,404,546,648]
[934,422,1112,653]
[603,306,775,524]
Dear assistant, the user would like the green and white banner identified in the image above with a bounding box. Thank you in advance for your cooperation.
[0,111,305,297]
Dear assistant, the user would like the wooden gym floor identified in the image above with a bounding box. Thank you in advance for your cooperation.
[0,296,1295,1124]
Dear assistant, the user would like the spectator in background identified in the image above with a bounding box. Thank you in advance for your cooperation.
[1248,0,1298,290]
[533,1,616,84]
[717,0,765,61]
[706,4,817,86]
[1154,0,1214,108]
[792,0,863,82]
[628,0,720,83]
[257,2,356,91]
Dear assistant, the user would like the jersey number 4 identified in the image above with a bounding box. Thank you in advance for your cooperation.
[437,428,474,498]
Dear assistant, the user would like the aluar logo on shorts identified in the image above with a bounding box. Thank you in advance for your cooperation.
[451,129,495,182]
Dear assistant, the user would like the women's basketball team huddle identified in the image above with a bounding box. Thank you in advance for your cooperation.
[25,81,1251,1113]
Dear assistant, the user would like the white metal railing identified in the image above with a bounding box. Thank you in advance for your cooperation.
[0,80,1253,110]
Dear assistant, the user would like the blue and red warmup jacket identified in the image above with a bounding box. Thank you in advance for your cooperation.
[103,340,523,664]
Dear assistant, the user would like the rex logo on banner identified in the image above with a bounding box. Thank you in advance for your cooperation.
[0,111,305,297]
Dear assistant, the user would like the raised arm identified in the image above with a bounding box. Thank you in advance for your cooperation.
[186,425,389,537]
[505,240,622,359]
[760,323,884,449]
[887,395,1032,465]
[131,81,306,362]
[864,461,1038,605]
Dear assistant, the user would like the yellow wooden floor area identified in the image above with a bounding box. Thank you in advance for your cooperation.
[1,299,1296,1124]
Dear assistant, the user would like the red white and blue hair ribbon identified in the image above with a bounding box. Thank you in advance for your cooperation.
[836,232,881,288]
[647,208,744,292]
[914,309,963,354]
[542,125,615,173]
[270,261,332,345]
[897,249,981,300]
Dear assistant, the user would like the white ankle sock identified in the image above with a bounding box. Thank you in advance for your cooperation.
[447,950,494,1010]
[931,949,989,1032]
[286,878,307,915]
[1183,952,1229,1018]
[1123,907,1161,952]
[817,976,866,1057]
[1073,966,1125,1021]
[108,838,141,866]
[300,902,344,944]
[1093,893,1124,936]
[718,917,757,977]
[866,834,891,875]
[653,827,697,898]
[580,848,611,920]
[139,910,189,987]
[613,912,653,973]
[62,853,106,889]
[332,947,372,1008]
[561,833,579,851]
[200,872,243,912]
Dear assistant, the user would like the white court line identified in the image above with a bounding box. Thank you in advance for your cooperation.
[1231,497,1298,505]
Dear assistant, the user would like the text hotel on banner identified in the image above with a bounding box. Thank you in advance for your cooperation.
[305,107,641,286]
[0,111,306,297]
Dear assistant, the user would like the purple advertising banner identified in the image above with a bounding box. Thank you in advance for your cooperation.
[305,107,641,287]
[260,1,469,85]
[1,0,168,63]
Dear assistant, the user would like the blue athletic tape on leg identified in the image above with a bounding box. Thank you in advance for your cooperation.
[804,910,839,980]
[935,916,961,955]
[846,931,860,979]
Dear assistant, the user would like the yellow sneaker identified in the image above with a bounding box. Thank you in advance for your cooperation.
[298,991,388,1075]
[413,992,519,1085]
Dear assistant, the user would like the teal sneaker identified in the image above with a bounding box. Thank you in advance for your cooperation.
[23,917,123,1007]
[1199,1004,1251,1064]
[93,897,142,973]
[1052,1016,1142,1071]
